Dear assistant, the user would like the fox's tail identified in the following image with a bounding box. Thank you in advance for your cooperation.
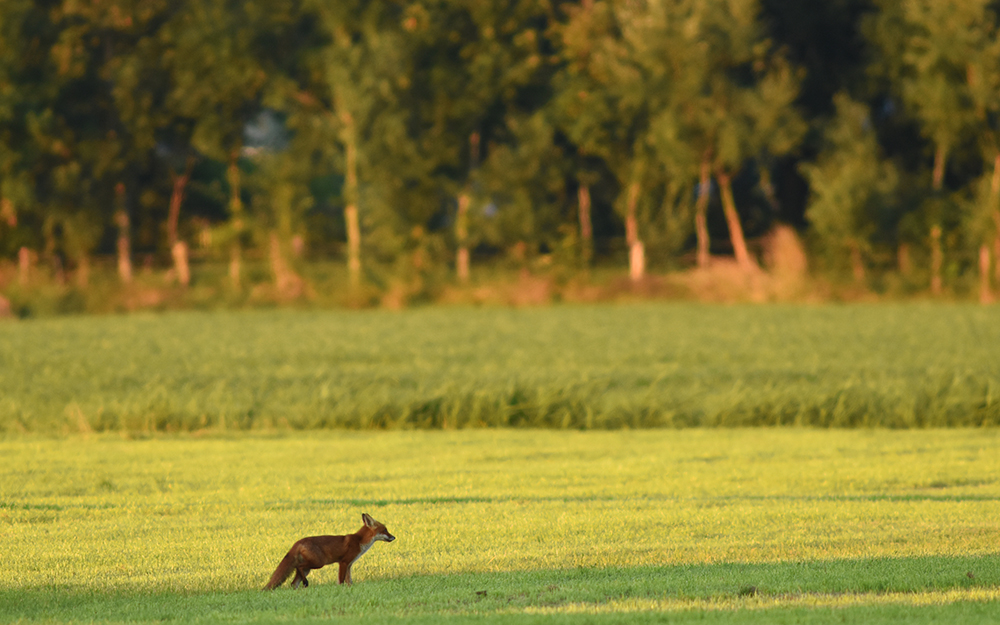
[263,551,295,590]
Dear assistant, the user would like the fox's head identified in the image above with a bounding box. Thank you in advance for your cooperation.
[362,513,396,542]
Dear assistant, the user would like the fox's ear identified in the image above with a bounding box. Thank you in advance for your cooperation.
[362,513,375,527]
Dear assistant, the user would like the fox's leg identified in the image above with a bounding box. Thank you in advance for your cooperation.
[291,568,310,588]
[338,562,352,585]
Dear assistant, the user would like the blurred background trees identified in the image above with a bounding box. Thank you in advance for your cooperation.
[2,0,1000,311]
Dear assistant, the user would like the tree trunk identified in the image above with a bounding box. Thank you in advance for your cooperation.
[625,179,644,282]
[228,246,241,289]
[629,239,645,282]
[167,158,194,287]
[455,133,480,284]
[226,153,243,289]
[167,156,195,250]
[18,246,31,286]
[850,241,865,284]
[992,154,1000,283]
[578,183,593,266]
[979,244,992,304]
[114,183,132,285]
[116,226,131,284]
[43,220,64,285]
[715,169,752,272]
[932,143,947,191]
[695,157,711,268]
[456,190,470,283]
[929,143,946,294]
[171,241,190,287]
[344,203,361,287]
[337,105,362,289]
[930,224,942,296]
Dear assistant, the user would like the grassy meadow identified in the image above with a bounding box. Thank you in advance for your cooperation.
[1,430,999,623]
[2,303,1000,622]
[2,303,1000,433]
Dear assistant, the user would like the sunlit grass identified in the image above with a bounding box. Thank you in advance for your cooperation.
[1,429,998,624]
[521,588,1000,615]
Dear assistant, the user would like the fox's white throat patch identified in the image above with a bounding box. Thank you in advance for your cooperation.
[352,539,374,566]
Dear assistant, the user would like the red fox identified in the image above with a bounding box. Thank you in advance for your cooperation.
[263,513,395,590]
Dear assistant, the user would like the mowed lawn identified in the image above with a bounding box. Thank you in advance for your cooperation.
[1,430,998,623]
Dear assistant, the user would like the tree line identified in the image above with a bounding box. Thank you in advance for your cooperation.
[2,0,1000,305]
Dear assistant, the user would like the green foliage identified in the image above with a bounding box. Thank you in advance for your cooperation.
[863,0,1000,288]
[866,0,993,161]
[5,0,1000,294]
[802,94,898,273]
[476,112,568,253]
[2,304,1000,434]
[0,430,998,623]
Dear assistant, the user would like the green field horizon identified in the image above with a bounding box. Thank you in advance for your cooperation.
[3,303,1000,434]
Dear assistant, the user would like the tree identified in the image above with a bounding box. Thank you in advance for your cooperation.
[0,0,52,266]
[475,111,569,268]
[962,6,1000,302]
[158,0,269,289]
[866,0,995,295]
[408,0,552,283]
[801,94,898,282]
[553,0,692,281]
[97,0,197,283]
[551,0,617,268]
[119,25,185,279]
[557,0,800,279]
[286,0,416,291]
[662,0,802,272]
[17,0,163,286]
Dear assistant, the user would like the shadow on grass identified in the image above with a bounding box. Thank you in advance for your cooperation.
[2,554,998,624]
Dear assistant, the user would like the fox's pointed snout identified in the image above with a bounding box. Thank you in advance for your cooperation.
[383,533,396,542]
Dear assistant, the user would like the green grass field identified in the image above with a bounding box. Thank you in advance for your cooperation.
[1,430,998,623]
[2,303,1000,433]
[2,304,1000,622]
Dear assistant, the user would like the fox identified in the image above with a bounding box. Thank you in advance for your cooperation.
[263,513,395,590]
